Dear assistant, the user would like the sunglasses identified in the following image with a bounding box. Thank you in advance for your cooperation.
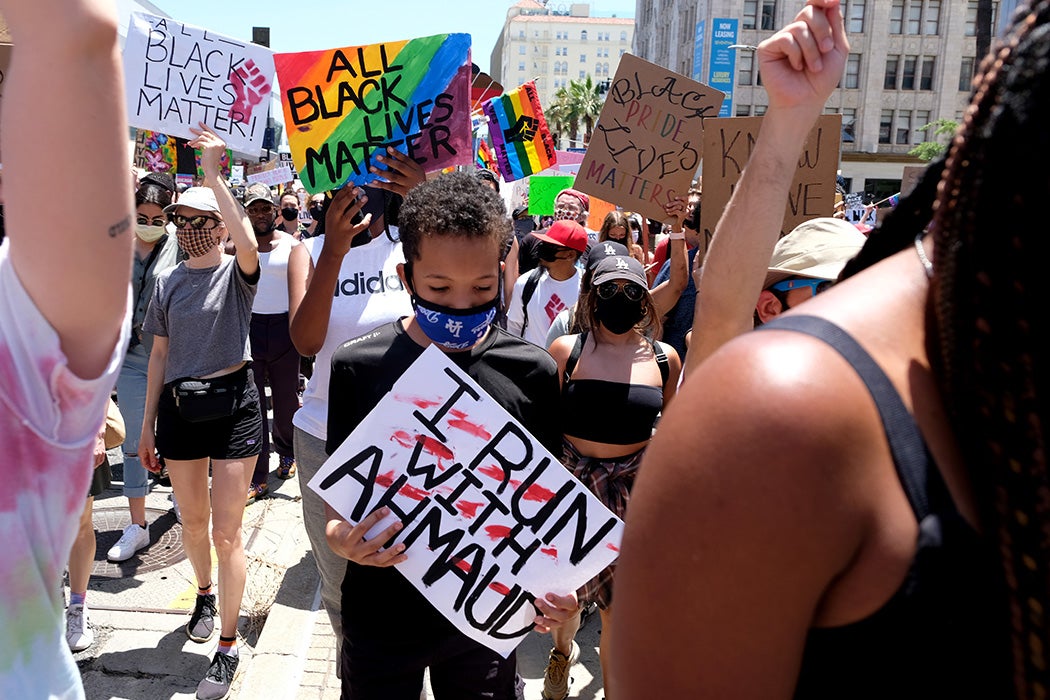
[770,278,832,295]
[596,280,646,302]
[169,213,221,229]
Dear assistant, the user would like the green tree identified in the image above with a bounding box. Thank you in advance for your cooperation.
[546,75,605,149]
[908,118,959,161]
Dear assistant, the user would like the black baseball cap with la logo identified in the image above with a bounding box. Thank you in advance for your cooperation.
[591,255,647,288]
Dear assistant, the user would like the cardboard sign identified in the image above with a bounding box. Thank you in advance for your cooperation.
[247,163,294,186]
[123,13,276,155]
[901,164,925,197]
[134,130,178,173]
[274,34,472,194]
[701,115,842,239]
[309,345,623,657]
[574,54,724,224]
[0,44,11,101]
[527,175,575,216]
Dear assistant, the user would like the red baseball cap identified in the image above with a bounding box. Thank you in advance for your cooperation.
[532,220,588,253]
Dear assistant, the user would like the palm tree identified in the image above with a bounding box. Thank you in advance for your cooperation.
[546,75,605,149]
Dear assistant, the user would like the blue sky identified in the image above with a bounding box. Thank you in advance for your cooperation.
[147,0,638,75]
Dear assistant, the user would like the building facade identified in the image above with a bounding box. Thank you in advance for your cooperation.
[492,0,636,117]
[633,0,997,197]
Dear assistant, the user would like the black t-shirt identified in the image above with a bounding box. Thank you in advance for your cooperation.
[326,319,561,645]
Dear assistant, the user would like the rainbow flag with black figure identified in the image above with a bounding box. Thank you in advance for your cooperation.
[482,81,557,182]
[274,34,473,194]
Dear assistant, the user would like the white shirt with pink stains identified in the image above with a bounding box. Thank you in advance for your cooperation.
[0,241,129,699]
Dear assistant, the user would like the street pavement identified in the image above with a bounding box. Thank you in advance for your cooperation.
[74,450,605,700]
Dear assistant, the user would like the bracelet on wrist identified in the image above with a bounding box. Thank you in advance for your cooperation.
[668,231,686,240]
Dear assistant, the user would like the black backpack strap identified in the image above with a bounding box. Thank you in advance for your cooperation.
[519,267,543,337]
[649,339,670,387]
[757,315,933,520]
[563,332,587,386]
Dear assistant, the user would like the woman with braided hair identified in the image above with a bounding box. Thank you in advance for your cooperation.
[612,0,1049,696]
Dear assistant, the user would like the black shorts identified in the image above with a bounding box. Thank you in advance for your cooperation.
[156,365,263,461]
[88,461,113,498]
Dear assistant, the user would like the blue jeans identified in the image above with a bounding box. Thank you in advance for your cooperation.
[115,343,151,498]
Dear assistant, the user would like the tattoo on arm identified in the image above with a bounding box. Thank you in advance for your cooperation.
[108,216,131,238]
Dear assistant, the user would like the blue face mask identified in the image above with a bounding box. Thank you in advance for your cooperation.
[406,265,500,350]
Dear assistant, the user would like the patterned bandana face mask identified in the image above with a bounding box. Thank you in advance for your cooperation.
[176,227,220,258]
[405,263,499,350]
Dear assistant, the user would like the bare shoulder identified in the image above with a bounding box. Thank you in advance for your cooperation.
[546,333,578,364]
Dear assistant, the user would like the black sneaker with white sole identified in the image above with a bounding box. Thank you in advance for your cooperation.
[186,593,217,643]
[196,651,238,700]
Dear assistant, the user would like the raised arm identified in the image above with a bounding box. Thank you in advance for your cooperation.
[188,123,258,277]
[2,0,133,378]
[683,0,849,378]
[650,198,690,317]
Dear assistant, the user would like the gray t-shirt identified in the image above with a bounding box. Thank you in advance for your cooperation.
[143,255,258,384]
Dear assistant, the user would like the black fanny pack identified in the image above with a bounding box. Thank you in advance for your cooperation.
[171,369,247,423]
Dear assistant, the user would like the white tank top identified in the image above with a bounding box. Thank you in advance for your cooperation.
[252,235,299,315]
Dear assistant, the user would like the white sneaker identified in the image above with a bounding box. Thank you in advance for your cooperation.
[170,493,182,524]
[65,603,94,652]
[107,523,149,562]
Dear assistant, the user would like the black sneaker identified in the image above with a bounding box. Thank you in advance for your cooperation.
[186,593,217,643]
[196,651,238,700]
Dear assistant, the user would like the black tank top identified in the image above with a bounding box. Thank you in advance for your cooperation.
[757,316,1011,700]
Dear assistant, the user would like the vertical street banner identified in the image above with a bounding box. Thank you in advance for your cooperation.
[692,20,706,82]
[574,53,724,223]
[708,18,738,118]
[123,13,276,155]
[274,34,473,194]
[134,130,178,173]
[482,81,558,182]
[309,345,623,657]
[701,115,843,238]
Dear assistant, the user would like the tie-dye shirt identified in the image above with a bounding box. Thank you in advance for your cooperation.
[0,242,129,699]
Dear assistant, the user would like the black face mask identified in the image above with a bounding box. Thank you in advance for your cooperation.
[595,294,645,334]
[538,242,563,262]
[281,206,299,221]
[0,205,5,244]
[308,205,325,221]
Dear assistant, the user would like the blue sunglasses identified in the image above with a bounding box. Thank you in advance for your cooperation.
[770,278,832,295]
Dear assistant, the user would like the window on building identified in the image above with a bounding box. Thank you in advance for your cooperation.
[579,70,587,79]
[965,0,978,35]
[738,53,754,86]
[845,54,861,88]
[920,56,935,89]
[743,0,758,28]
[915,109,931,143]
[620,49,626,56]
[848,0,866,32]
[879,109,893,143]
[925,0,941,33]
[884,55,900,89]
[736,104,752,116]
[519,62,526,72]
[603,62,610,76]
[896,110,912,144]
[842,108,856,142]
[902,55,917,89]
[581,30,588,40]
[959,56,975,91]
[580,54,587,62]
[761,0,778,29]
[906,0,922,34]
[519,29,525,39]
[890,0,905,33]
[755,104,768,115]
[621,31,628,41]
[519,45,526,55]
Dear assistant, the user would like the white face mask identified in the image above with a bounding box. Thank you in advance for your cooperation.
[136,224,167,243]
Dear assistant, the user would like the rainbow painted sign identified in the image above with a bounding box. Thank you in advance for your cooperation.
[483,81,557,182]
[275,34,472,194]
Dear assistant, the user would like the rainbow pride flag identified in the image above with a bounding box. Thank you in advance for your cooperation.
[482,81,557,182]
[274,34,472,194]
[476,139,498,172]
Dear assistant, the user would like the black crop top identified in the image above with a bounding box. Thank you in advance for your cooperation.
[560,332,669,445]
[757,316,1011,700]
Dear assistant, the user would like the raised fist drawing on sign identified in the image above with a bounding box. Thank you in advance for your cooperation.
[504,115,538,143]
[229,59,271,125]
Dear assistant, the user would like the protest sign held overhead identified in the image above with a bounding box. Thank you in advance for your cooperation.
[309,345,623,657]
[123,13,276,155]
[575,54,724,223]
[274,34,472,194]
[701,115,842,239]
[483,81,557,182]
[133,130,178,173]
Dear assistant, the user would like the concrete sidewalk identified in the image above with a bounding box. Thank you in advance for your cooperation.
[76,452,606,700]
